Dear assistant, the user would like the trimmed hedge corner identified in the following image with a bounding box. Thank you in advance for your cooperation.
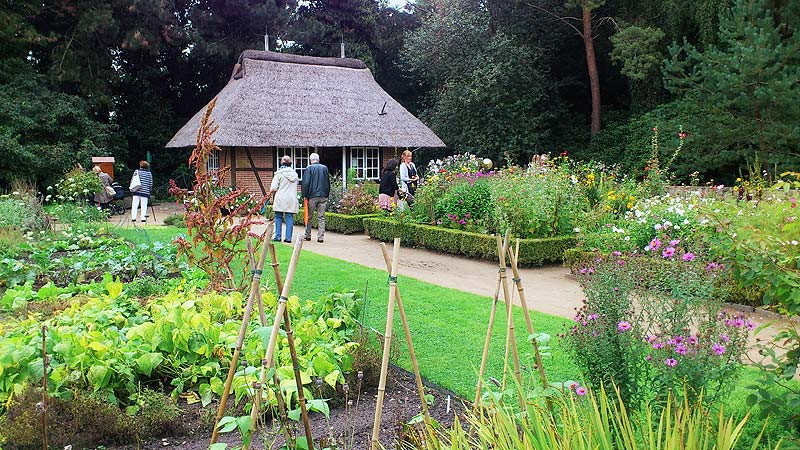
[263,206,377,235]
[298,211,378,235]
[363,217,576,266]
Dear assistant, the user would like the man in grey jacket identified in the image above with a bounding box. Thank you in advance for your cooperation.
[301,153,330,243]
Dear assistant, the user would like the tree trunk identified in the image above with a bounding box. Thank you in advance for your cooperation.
[582,2,601,134]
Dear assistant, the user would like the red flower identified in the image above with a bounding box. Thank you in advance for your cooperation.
[678,131,687,139]
[560,151,569,157]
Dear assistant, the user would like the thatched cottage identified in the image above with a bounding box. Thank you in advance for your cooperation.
[166,50,445,196]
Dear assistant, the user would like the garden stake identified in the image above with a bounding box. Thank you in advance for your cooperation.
[248,237,313,449]
[243,236,292,448]
[247,237,315,450]
[378,242,431,427]
[209,228,272,445]
[473,232,510,407]
[41,325,47,450]
[496,231,524,410]
[508,238,550,394]
[371,238,401,450]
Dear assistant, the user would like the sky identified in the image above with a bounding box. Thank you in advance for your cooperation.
[387,0,414,10]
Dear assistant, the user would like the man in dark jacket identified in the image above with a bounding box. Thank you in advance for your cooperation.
[301,152,330,242]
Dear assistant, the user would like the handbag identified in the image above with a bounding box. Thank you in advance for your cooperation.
[129,171,142,192]
[104,185,116,196]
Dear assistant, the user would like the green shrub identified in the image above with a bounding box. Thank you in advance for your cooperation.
[45,202,107,224]
[162,213,186,227]
[299,210,378,235]
[434,178,494,233]
[0,193,49,232]
[47,167,102,203]
[338,182,380,215]
[363,217,575,265]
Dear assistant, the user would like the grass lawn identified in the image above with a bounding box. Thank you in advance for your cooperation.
[113,225,798,445]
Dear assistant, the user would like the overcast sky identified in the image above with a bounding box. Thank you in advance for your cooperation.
[387,0,414,10]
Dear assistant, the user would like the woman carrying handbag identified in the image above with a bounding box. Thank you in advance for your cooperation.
[130,160,154,223]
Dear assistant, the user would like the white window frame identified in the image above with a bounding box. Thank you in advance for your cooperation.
[350,147,380,180]
[277,147,311,179]
[207,149,221,173]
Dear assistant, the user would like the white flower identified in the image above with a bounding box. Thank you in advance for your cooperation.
[12,191,19,196]
[683,219,689,225]
[573,227,581,233]
[663,220,673,228]
[624,236,630,241]
[793,240,798,246]
[654,224,662,230]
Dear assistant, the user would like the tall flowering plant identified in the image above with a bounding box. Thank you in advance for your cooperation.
[565,241,750,407]
[169,98,267,291]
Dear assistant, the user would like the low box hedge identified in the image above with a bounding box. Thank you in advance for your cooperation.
[362,217,576,266]
[263,206,377,235]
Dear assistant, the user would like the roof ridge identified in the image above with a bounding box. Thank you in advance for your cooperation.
[238,49,367,70]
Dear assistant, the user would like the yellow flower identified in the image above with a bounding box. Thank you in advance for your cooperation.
[736,177,742,182]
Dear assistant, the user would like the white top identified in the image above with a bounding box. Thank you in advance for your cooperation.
[399,162,417,192]
[270,166,300,213]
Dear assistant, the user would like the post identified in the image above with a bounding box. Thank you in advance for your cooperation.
[248,238,306,446]
[379,243,430,426]
[497,230,524,410]
[371,238,400,450]
[341,147,347,191]
[474,233,509,407]
[209,234,272,444]
[340,34,345,58]
[41,325,48,450]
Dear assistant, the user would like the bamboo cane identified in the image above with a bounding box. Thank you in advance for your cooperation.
[247,237,311,449]
[473,233,510,407]
[371,238,401,450]
[210,232,272,444]
[497,230,524,410]
[254,238,314,449]
[501,276,518,389]
[378,242,430,427]
[243,237,292,449]
[508,239,550,394]
[41,325,47,450]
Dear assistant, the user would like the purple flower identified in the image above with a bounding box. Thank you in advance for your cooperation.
[649,238,661,251]
[675,344,688,355]
[459,219,466,225]
[706,262,722,272]
[688,336,698,345]
[673,335,684,344]
[646,335,657,343]
[616,259,625,266]
[712,343,726,355]
[746,320,755,330]
[662,247,675,258]
[575,386,587,396]
[682,252,695,261]
[720,333,730,343]
[587,313,599,320]
[669,239,680,247]
[664,358,678,367]
[587,267,595,274]
[645,355,652,361]
[579,267,587,275]
[733,318,745,328]
[612,251,622,257]
[653,342,664,349]
[617,321,632,332]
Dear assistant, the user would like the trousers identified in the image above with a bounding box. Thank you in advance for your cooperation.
[131,195,149,222]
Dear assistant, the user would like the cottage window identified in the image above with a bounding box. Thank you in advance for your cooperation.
[350,147,380,180]
[277,147,310,179]
[207,149,221,173]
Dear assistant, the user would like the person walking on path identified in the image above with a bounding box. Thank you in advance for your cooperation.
[301,152,330,243]
[379,158,400,212]
[130,160,153,223]
[270,155,299,242]
[399,150,419,203]
[93,165,113,205]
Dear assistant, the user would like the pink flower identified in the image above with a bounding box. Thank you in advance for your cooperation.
[617,259,625,266]
[653,342,664,349]
[733,318,745,328]
[575,386,587,396]
[682,252,695,261]
[579,267,587,275]
[791,197,797,208]
[669,239,680,246]
[649,238,661,251]
[646,335,657,343]
[688,336,698,345]
[712,343,726,355]
[617,321,632,332]
[612,251,622,257]
[569,381,579,390]
[646,355,652,361]
[662,247,675,258]
[746,320,755,330]
[720,333,730,343]
[587,313,599,320]
[587,267,595,274]
[664,358,678,367]
[675,344,688,355]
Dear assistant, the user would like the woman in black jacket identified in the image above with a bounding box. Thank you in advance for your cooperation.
[378,159,399,211]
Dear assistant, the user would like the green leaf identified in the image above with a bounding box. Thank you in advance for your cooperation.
[105,280,124,299]
[323,370,340,388]
[199,383,213,407]
[209,444,228,450]
[216,416,238,433]
[87,365,110,391]
[136,352,164,377]
[307,398,330,419]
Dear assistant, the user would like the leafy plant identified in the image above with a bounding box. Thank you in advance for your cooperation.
[168,98,267,291]
[47,166,102,204]
[338,182,379,215]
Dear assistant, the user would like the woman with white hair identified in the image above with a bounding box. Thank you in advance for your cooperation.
[270,155,299,242]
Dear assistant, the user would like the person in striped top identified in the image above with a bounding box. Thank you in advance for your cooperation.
[131,160,154,223]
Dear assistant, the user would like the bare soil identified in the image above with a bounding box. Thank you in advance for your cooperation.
[109,365,465,450]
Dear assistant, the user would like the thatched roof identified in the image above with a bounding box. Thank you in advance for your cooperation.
[166,50,445,148]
